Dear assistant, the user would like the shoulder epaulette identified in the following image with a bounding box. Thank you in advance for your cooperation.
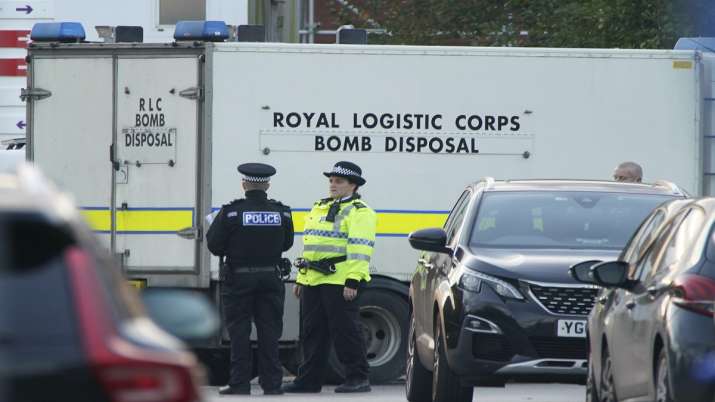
[227,198,245,207]
[317,197,333,205]
[268,198,284,206]
[352,200,367,209]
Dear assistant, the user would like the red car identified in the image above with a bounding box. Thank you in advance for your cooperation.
[0,165,218,402]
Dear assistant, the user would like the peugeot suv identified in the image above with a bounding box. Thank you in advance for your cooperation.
[404,178,685,402]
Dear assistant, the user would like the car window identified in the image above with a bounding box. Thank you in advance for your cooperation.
[634,210,689,283]
[444,190,472,246]
[72,226,144,322]
[622,210,665,269]
[648,207,705,282]
[0,214,84,370]
[470,191,675,250]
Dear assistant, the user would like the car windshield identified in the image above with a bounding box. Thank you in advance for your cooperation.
[469,191,676,250]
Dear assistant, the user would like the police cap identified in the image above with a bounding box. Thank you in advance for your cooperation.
[323,161,366,186]
[237,163,276,183]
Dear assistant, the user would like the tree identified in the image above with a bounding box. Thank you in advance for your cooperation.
[329,0,696,48]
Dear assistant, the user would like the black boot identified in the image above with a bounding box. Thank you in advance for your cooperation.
[281,382,322,393]
[335,378,371,393]
[218,384,251,395]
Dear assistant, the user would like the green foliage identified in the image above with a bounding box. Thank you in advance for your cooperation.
[331,0,696,48]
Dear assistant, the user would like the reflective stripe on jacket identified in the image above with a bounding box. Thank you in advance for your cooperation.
[296,197,377,286]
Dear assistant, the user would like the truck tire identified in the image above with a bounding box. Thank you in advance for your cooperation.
[325,289,409,384]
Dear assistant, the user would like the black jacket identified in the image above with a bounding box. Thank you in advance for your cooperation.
[206,190,294,266]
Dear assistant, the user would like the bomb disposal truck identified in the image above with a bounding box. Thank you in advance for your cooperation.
[23,21,715,383]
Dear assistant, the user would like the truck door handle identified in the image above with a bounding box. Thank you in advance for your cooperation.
[177,226,201,240]
[110,144,120,171]
[418,258,434,270]
[625,301,636,310]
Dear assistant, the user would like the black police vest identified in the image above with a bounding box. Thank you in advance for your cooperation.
[222,190,292,267]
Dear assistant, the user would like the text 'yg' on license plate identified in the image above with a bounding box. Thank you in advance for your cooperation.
[557,320,586,338]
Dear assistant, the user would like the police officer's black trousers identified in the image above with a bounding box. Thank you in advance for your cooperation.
[221,269,285,391]
[294,284,369,388]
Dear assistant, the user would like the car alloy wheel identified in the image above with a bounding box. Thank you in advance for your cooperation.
[600,349,617,402]
[431,316,473,402]
[655,349,673,402]
[585,358,599,402]
[405,312,431,402]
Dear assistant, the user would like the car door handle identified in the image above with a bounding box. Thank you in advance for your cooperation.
[647,286,660,297]
[625,301,636,310]
[418,258,434,269]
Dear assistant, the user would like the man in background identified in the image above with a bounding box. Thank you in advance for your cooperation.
[613,161,643,183]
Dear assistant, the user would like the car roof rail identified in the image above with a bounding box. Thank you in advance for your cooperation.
[478,176,496,189]
[653,180,688,197]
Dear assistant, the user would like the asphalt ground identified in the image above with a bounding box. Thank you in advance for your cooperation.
[203,382,586,402]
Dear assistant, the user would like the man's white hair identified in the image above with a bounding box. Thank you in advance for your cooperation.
[616,161,643,179]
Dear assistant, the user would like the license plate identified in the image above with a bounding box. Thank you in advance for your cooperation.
[127,279,147,290]
[557,320,586,338]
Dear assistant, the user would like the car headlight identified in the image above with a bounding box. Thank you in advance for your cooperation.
[458,270,524,300]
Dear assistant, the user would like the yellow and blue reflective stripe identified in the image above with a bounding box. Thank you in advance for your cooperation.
[84,206,448,237]
[292,208,449,238]
[80,207,194,234]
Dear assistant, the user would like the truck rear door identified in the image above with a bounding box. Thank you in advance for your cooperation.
[113,57,201,281]
[28,56,114,251]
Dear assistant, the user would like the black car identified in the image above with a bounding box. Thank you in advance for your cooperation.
[404,178,684,402]
[572,198,715,402]
[0,165,218,402]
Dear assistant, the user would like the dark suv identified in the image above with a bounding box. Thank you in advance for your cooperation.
[573,197,715,402]
[404,178,685,402]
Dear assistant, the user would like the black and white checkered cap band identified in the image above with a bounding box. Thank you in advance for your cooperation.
[330,166,361,177]
[242,175,271,183]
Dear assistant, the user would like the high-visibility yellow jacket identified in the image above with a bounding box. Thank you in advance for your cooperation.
[296,196,377,287]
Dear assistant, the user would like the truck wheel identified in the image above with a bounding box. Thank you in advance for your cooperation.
[433,316,473,402]
[405,310,432,402]
[325,289,409,384]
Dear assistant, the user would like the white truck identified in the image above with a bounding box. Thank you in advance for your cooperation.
[0,0,247,143]
[24,25,715,383]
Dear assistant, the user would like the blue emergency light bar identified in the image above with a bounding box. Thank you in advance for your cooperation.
[674,37,715,52]
[174,21,229,42]
[30,22,86,42]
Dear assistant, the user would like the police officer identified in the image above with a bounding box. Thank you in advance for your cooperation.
[206,163,294,396]
[282,161,377,394]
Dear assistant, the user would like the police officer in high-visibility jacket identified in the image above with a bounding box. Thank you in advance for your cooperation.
[283,161,377,394]
[206,163,294,396]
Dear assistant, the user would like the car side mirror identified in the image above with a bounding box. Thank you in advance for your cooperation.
[408,228,452,255]
[141,289,220,342]
[568,260,602,285]
[591,261,631,289]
